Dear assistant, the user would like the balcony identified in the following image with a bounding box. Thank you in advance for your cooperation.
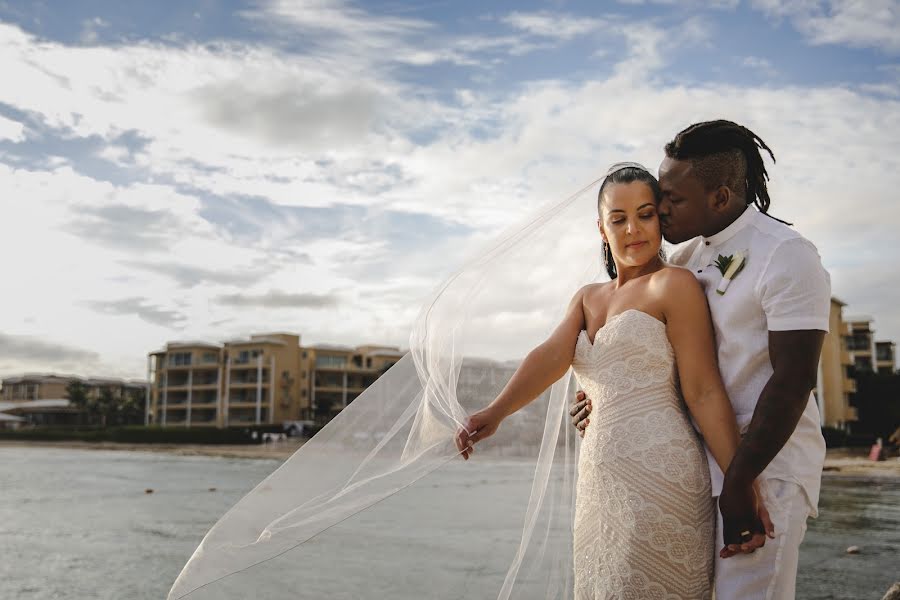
[230,362,268,371]
[186,401,218,408]
[843,378,857,393]
[314,385,345,393]
[190,382,219,389]
[840,350,853,366]
[845,406,858,421]
[164,364,193,371]
[229,381,270,388]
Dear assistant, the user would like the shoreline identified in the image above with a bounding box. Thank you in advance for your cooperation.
[2,440,900,477]
[0,439,306,460]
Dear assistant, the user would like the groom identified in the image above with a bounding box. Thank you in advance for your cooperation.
[570,120,829,599]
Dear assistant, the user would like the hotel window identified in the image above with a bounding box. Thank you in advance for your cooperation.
[169,352,192,366]
[316,355,347,368]
[202,352,218,364]
[236,349,262,364]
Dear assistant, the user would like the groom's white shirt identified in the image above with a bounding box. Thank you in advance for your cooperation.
[669,207,829,516]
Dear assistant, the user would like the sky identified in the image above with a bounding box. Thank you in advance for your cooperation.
[1,0,899,381]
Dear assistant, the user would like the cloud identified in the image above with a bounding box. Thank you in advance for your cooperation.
[618,0,738,6]
[242,0,431,38]
[65,204,188,251]
[742,55,778,76]
[0,332,99,364]
[0,113,24,141]
[215,290,339,309]
[500,12,607,40]
[83,297,187,327]
[752,0,900,51]
[190,79,380,151]
[243,0,556,68]
[120,259,282,289]
[79,16,109,45]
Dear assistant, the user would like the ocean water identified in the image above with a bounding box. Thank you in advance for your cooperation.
[0,446,897,600]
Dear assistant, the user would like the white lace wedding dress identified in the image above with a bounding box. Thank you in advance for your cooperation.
[571,309,714,600]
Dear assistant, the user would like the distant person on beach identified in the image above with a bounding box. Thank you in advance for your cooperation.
[564,120,831,599]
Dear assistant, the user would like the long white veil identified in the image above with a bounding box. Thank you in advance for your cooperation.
[167,171,621,599]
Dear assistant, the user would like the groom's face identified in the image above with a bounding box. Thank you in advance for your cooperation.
[657,157,715,244]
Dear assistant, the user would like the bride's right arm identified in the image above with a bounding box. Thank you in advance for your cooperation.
[456,287,587,457]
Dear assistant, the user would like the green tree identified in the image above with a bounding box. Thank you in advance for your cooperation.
[115,389,145,426]
[96,387,117,427]
[65,380,90,426]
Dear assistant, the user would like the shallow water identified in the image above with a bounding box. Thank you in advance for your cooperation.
[0,447,896,600]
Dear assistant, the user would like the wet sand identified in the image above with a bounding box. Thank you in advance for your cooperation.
[0,438,306,459]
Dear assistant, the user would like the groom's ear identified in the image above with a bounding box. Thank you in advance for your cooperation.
[711,185,732,212]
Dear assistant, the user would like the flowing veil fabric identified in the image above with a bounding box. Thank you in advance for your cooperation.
[168,174,621,600]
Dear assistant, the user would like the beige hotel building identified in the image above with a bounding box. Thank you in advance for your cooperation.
[147,332,403,427]
[815,298,858,431]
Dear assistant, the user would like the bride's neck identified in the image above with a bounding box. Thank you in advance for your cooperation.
[615,255,664,286]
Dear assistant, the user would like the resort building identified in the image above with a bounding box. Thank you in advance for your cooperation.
[846,317,876,373]
[147,333,404,428]
[815,298,857,430]
[875,341,896,374]
[0,373,145,427]
[307,344,403,420]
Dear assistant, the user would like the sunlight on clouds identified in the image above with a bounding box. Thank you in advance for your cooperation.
[500,11,608,40]
[1,1,900,376]
[752,0,900,51]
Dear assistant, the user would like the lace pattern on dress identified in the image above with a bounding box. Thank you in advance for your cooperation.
[571,310,714,600]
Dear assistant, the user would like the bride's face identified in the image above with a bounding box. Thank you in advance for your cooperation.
[597,181,662,270]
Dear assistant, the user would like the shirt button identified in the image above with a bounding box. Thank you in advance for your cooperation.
[705,241,710,246]
[698,269,703,273]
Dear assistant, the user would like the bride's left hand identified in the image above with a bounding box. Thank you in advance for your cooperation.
[455,406,503,460]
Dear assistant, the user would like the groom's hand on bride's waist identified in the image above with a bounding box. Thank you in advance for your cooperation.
[570,390,591,437]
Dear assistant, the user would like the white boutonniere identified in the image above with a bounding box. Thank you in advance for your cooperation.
[714,252,747,295]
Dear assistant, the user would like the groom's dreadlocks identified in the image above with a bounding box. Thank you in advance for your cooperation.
[664,120,784,220]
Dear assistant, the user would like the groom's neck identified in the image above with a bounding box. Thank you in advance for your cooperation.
[705,204,749,238]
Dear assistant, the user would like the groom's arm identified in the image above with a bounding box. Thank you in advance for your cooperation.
[719,237,830,548]
[721,330,824,485]
[719,330,823,546]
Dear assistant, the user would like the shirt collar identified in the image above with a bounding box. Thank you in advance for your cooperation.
[702,207,758,247]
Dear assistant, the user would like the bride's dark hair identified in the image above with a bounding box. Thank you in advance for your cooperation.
[596,166,664,280]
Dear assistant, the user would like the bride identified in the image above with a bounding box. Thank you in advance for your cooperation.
[456,163,753,599]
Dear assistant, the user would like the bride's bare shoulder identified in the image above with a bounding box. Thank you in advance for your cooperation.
[580,281,613,301]
[650,266,703,297]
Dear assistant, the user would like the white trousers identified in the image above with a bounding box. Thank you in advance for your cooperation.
[714,479,811,600]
